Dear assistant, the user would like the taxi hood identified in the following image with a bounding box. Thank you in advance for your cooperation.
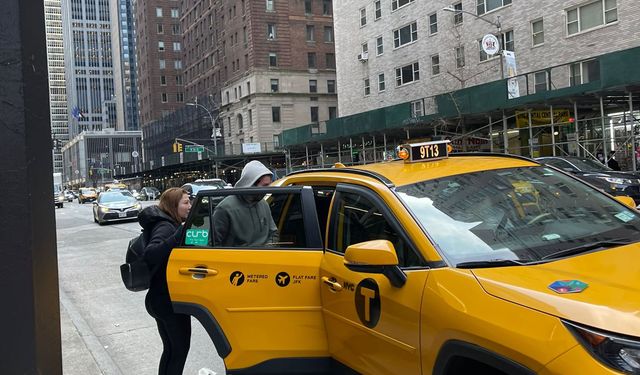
[471,244,640,337]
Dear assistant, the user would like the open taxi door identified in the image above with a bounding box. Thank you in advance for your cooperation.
[166,186,331,374]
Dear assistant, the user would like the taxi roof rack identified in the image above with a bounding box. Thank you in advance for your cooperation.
[287,168,395,188]
[449,152,539,163]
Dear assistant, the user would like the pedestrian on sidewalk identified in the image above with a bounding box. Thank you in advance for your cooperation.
[138,187,192,375]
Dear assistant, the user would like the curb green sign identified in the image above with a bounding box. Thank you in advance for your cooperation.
[185,229,209,245]
[185,145,204,153]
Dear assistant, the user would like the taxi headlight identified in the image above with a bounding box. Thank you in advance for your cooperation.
[564,321,640,374]
[600,177,633,185]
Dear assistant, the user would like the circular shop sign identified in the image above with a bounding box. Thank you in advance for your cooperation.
[131,151,139,158]
[481,34,500,56]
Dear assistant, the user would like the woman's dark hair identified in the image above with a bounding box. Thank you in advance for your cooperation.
[158,187,189,224]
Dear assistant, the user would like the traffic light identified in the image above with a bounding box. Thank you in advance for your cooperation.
[173,142,183,153]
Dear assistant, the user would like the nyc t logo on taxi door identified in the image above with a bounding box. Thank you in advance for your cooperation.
[355,279,381,328]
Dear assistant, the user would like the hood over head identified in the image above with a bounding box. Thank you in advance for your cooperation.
[138,205,176,231]
[234,160,273,188]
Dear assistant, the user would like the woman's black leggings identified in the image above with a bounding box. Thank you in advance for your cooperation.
[146,296,191,375]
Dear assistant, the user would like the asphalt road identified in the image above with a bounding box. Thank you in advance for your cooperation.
[56,199,225,375]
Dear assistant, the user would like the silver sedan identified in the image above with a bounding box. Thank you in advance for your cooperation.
[92,191,141,225]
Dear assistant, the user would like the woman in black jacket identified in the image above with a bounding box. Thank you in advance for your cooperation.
[138,187,192,375]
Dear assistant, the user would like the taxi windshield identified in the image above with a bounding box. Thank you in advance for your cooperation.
[395,166,640,266]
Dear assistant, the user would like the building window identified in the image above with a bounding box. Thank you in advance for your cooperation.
[172,24,180,34]
[173,42,181,51]
[325,53,335,69]
[170,8,179,18]
[160,75,167,85]
[374,0,382,19]
[534,71,548,92]
[361,42,368,55]
[479,30,513,61]
[157,24,164,33]
[174,60,182,69]
[411,100,423,117]
[327,79,336,93]
[453,2,463,24]
[267,24,276,39]
[376,36,383,55]
[455,46,465,68]
[393,22,418,48]
[159,59,166,69]
[304,0,313,13]
[329,106,337,119]
[310,106,319,122]
[324,26,334,42]
[360,8,367,26]
[378,73,385,92]
[323,0,332,15]
[176,75,183,85]
[567,0,616,35]
[266,0,274,11]
[158,41,165,51]
[395,62,419,86]
[431,54,440,75]
[570,59,600,86]
[161,93,168,102]
[392,0,414,11]
[308,52,317,68]
[476,0,511,15]
[272,106,281,122]
[156,7,163,17]
[531,19,544,46]
[309,79,317,93]
[269,52,277,66]
[176,92,184,102]
[363,78,371,96]
[306,25,315,41]
[429,13,438,35]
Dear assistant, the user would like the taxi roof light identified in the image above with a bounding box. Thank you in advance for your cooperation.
[397,140,451,163]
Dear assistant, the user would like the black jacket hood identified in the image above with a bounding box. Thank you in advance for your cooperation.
[138,205,177,231]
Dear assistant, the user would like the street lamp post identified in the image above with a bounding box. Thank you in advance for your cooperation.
[187,102,219,178]
[442,7,504,79]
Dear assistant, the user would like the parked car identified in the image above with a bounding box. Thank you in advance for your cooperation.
[181,179,230,200]
[54,190,65,208]
[78,187,98,204]
[140,186,161,200]
[131,189,147,201]
[92,191,141,225]
[63,190,75,202]
[166,142,640,374]
[536,156,640,204]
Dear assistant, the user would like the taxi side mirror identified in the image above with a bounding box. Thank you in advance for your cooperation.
[614,195,637,209]
[344,240,406,288]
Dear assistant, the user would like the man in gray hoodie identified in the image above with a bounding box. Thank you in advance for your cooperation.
[212,160,278,246]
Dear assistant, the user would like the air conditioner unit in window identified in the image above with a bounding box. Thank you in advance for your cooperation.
[357,52,369,62]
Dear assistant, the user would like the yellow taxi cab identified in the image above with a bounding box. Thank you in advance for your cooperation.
[78,187,98,204]
[167,140,640,375]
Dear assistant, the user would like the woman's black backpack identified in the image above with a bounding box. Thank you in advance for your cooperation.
[120,230,151,292]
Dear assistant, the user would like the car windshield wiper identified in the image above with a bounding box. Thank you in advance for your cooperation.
[456,259,543,269]
[541,239,631,260]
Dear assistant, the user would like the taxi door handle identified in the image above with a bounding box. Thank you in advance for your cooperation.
[179,267,218,276]
[321,276,343,291]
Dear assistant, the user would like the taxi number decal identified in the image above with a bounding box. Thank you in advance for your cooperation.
[420,144,440,159]
[355,279,381,328]
[410,142,448,162]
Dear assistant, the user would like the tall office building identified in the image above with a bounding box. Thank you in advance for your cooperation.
[45,0,69,173]
[134,0,185,126]
[111,0,140,131]
[61,0,120,136]
[182,0,339,152]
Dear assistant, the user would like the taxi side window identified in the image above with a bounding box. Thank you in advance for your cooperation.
[328,191,423,268]
[183,195,213,247]
[190,191,315,249]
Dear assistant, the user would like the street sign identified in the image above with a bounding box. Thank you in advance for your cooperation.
[131,151,139,158]
[185,145,205,153]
